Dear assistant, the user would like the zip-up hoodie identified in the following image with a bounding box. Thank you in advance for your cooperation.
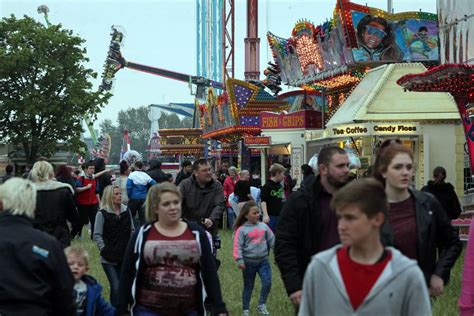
[117,220,228,315]
[126,171,156,200]
[298,245,431,316]
[233,222,275,265]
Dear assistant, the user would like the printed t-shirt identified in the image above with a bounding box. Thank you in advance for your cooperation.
[136,225,200,315]
[73,280,87,316]
[260,179,284,216]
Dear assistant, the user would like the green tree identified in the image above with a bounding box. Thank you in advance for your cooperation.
[158,111,189,129]
[0,15,110,164]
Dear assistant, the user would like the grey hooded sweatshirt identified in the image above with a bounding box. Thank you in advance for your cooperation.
[299,245,431,316]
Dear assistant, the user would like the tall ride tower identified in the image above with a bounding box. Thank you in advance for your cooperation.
[244,0,260,80]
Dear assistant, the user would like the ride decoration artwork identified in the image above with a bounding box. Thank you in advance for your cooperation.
[397,63,474,171]
[267,0,439,85]
[90,134,112,162]
[122,150,143,167]
[216,92,228,122]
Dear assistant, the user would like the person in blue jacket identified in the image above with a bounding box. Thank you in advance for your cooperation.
[65,245,115,316]
[127,161,156,226]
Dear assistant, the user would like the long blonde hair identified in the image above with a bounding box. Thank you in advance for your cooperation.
[145,182,182,223]
[100,184,121,211]
[31,161,54,182]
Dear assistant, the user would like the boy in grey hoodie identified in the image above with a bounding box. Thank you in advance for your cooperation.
[299,178,431,316]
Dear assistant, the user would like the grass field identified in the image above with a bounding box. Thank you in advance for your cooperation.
[75,228,464,315]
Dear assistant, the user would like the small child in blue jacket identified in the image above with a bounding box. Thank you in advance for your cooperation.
[233,200,275,316]
[65,245,115,316]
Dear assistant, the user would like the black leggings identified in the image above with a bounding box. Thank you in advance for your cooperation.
[71,204,98,239]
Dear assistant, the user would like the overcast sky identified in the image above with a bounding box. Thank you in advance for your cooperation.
[1,0,437,131]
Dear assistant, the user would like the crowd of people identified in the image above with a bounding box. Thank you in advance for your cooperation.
[0,140,467,315]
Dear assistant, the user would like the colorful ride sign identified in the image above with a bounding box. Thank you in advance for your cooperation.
[260,110,322,129]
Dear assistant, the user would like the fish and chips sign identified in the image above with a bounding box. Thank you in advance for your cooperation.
[325,123,419,138]
[260,110,322,129]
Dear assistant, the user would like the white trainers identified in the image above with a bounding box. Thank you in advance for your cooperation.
[257,304,270,315]
[243,310,250,316]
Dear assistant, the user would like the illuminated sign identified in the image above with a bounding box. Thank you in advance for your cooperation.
[261,110,322,129]
[326,123,419,138]
[244,136,271,145]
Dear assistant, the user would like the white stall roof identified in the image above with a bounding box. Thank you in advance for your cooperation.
[327,63,460,127]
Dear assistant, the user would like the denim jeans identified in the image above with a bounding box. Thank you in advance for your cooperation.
[268,215,279,232]
[242,259,272,311]
[227,207,235,228]
[133,304,198,316]
[101,262,121,307]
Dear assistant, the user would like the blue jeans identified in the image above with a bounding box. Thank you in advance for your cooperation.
[268,215,279,232]
[227,207,235,228]
[101,263,121,307]
[242,259,272,311]
[133,304,198,316]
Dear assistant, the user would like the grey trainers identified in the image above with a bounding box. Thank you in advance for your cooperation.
[257,304,270,315]
[243,310,250,316]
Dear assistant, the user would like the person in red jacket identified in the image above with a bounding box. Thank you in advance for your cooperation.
[72,160,100,240]
[223,166,239,229]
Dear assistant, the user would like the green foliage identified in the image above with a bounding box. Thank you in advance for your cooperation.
[78,228,463,315]
[100,107,192,163]
[0,15,110,164]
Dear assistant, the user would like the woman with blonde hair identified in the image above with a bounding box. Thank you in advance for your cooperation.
[0,178,75,315]
[31,160,79,247]
[93,184,134,307]
[118,182,228,316]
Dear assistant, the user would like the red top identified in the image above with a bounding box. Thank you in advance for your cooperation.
[75,176,99,206]
[223,175,239,207]
[337,247,392,311]
[389,197,418,259]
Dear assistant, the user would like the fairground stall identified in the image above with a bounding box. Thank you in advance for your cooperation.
[264,0,445,184]
[200,80,288,172]
[307,62,463,190]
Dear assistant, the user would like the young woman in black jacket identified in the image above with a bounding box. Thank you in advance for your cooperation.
[93,184,134,307]
[373,140,462,297]
[118,182,228,316]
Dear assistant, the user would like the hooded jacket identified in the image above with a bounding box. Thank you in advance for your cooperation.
[34,180,79,248]
[117,221,228,315]
[146,159,168,184]
[274,175,327,296]
[233,222,275,265]
[298,246,431,316]
[93,204,134,264]
[79,275,115,316]
[422,181,462,220]
[381,188,462,285]
[0,212,75,316]
[126,171,156,200]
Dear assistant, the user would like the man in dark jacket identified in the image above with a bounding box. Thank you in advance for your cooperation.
[175,160,192,186]
[422,166,462,220]
[275,146,350,308]
[179,158,226,236]
[0,178,75,316]
[146,158,168,184]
